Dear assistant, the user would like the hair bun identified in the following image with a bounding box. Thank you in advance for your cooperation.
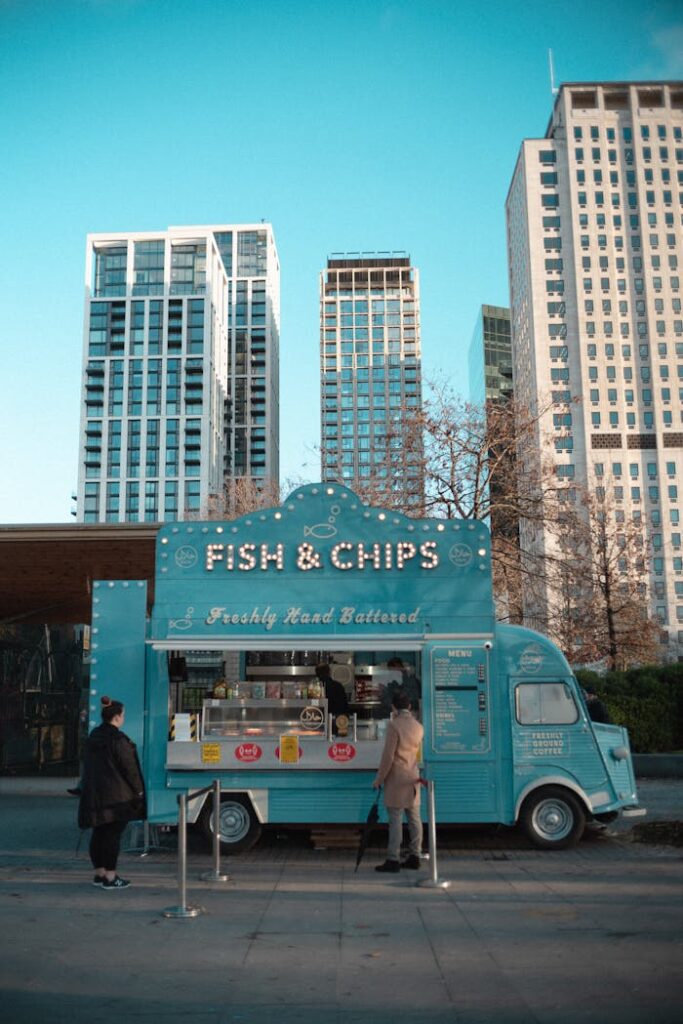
[101,696,112,707]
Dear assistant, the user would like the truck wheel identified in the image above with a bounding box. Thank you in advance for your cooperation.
[520,787,586,850]
[200,794,262,854]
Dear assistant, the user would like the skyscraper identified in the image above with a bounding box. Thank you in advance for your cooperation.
[468,304,513,405]
[77,224,279,523]
[468,304,521,624]
[319,252,422,504]
[506,81,683,659]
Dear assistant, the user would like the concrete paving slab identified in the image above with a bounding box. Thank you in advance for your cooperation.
[1,786,682,1024]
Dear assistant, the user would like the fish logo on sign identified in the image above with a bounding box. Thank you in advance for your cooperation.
[169,606,195,631]
[449,543,473,568]
[303,503,341,540]
[304,523,337,539]
[175,546,198,569]
[519,643,544,674]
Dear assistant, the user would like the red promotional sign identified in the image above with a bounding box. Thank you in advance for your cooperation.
[327,742,356,763]
[234,742,263,763]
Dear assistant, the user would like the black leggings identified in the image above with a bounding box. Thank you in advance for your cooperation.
[89,820,128,872]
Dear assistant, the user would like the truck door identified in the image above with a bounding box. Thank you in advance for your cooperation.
[421,641,500,822]
[510,677,617,837]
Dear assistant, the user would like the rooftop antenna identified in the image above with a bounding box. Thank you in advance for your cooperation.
[548,48,559,96]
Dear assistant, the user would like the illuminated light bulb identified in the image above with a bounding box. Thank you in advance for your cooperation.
[206,544,225,570]
[396,541,416,568]
[331,542,354,570]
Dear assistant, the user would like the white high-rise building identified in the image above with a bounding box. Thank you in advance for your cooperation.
[506,81,683,659]
[319,252,423,505]
[77,224,279,522]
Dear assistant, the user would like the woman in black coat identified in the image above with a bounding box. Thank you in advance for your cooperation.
[78,696,146,890]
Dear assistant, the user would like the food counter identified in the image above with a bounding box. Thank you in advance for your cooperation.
[166,695,385,771]
[203,698,328,739]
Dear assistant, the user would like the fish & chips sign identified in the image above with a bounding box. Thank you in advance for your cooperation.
[155,484,494,638]
[203,539,439,574]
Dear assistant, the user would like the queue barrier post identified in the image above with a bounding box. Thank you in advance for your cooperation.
[200,779,230,883]
[162,791,203,918]
[417,780,451,890]
[123,818,164,857]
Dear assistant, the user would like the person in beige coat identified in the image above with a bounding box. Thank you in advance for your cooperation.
[372,690,424,873]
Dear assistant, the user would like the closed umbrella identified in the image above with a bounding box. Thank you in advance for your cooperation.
[354,790,381,872]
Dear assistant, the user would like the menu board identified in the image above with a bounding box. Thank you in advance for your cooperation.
[429,644,490,754]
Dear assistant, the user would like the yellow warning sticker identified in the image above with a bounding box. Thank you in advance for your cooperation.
[279,734,300,764]
[201,743,221,764]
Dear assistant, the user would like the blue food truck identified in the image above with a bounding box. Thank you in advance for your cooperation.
[89,483,644,852]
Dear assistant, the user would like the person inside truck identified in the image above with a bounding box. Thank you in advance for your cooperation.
[382,657,421,717]
[315,663,350,722]
[581,686,611,724]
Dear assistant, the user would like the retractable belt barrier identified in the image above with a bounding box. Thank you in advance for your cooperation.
[162,779,230,920]
[123,819,163,857]
[160,777,449,916]
[417,779,451,890]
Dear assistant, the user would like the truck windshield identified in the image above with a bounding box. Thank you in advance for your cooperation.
[515,682,578,725]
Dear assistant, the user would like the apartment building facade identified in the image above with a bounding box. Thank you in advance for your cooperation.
[506,81,683,659]
[319,253,423,505]
[77,224,279,523]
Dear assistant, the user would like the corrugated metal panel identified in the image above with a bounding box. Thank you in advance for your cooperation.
[428,762,498,818]
[595,728,637,798]
[270,786,378,824]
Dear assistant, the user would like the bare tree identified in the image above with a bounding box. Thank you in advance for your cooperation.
[339,381,561,622]
[198,477,283,520]
[344,383,554,517]
[325,379,661,666]
[490,531,525,624]
[540,485,660,669]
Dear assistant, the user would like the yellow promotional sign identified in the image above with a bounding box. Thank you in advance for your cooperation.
[201,742,221,764]
[279,734,300,764]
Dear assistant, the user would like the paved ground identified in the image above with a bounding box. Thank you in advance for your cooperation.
[0,779,681,1024]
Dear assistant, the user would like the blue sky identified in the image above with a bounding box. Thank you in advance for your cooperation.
[1,0,682,523]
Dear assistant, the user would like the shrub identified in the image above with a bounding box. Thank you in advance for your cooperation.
[575,666,677,752]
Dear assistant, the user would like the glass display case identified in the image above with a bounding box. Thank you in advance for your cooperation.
[202,698,328,740]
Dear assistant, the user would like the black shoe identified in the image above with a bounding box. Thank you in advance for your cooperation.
[101,876,130,890]
[400,854,421,870]
[374,859,400,873]
[67,787,82,796]
[92,875,105,887]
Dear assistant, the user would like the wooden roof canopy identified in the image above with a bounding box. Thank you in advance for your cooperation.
[0,524,158,625]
